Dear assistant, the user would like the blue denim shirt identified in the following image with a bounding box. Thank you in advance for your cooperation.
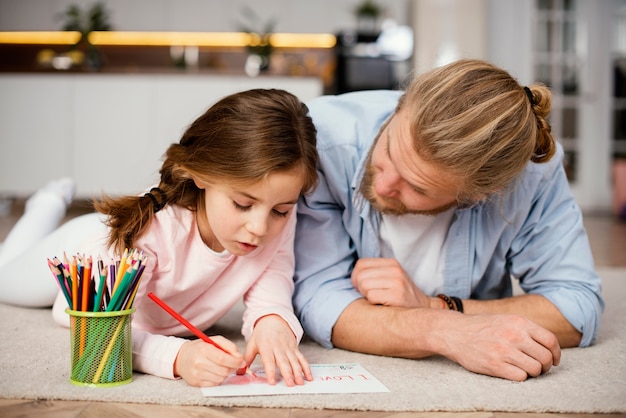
[294,90,604,349]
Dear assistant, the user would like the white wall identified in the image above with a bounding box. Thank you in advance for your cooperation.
[411,0,533,85]
[0,0,410,33]
[573,0,614,212]
[412,0,487,74]
[486,0,534,84]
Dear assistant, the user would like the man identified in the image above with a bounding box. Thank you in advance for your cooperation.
[293,59,604,382]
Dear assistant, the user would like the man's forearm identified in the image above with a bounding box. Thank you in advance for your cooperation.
[331,297,564,382]
[463,294,581,347]
[331,298,441,358]
[331,295,581,356]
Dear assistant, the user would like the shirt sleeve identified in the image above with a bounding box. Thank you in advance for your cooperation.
[132,328,186,379]
[508,146,605,346]
[292,151,365,349]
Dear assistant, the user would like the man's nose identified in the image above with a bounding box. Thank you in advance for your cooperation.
[375,169,402,198]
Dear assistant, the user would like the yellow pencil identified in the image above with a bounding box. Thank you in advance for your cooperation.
[112,248,129,295]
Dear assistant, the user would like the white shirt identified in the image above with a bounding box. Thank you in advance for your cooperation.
[379,208,455,296]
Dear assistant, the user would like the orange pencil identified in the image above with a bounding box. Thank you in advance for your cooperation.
[84,255,92,285]
[67,253,78,311]
[83,255,93,310]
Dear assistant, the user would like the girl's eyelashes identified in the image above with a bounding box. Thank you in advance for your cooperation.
[232,200,290,218]
[233,201,251,211]
[272,209,289,218]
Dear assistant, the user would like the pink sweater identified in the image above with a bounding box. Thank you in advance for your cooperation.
[53,204,303,379]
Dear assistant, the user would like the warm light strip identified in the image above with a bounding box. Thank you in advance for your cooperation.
[0,31,81,45]
[0,31,336,49]
[89,31,252,47]
[270,33,336,48]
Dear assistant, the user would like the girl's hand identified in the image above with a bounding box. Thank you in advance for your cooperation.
[174,335,245,387]
[244,314,313,386]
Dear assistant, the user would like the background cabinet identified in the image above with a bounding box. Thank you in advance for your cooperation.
[0,74,323,198]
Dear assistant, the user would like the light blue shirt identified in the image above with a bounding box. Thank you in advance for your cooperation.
[294,90,604,349]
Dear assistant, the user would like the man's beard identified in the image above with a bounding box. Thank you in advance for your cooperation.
[360,157,458,217]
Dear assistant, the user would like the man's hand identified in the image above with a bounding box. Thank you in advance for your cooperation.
[439,313,561,381]
[351,258,434,308]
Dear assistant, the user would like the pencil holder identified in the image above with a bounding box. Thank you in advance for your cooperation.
[66,308,135,387]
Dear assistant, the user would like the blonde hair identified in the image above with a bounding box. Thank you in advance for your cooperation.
[398,59,555,204]
[95,89,318,254]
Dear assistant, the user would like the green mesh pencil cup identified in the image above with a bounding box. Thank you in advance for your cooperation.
[49,249,147,387]
[66,308,135,387]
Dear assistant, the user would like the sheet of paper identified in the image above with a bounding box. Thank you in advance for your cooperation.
[201,363,389,397]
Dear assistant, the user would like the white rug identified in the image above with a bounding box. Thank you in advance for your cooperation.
[0,268,624,413]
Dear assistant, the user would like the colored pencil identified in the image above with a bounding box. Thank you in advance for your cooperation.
[94,256,108,312]
[55,257,73,300]
[84,255,92,310]
[68,254,78,310]
[47,249,146,313]
[47,258,71,306]
[113,248,129,293]
[80,261,88,312]
[147,292,230,353]
[147,292,250,376]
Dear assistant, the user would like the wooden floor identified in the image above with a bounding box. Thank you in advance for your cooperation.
[1,399,625,418]
[1,199,625,418]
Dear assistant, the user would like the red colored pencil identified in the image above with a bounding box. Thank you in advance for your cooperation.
[146,292,250,376]
[147,292,230,353]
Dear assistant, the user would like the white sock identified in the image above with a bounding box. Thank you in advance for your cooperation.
[25,177,76,210]
[0,178,76,266]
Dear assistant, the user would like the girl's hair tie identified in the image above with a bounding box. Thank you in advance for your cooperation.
[144,187,167,212]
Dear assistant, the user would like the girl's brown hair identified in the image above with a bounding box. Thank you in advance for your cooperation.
[398,59,555,204]
[95,88,318,254]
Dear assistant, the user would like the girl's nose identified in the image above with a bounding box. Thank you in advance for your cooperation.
[246,213,269,237]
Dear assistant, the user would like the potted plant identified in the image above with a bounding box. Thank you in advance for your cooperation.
[239,6,276,72]
[58,2,113,70]
[354,0,381,33]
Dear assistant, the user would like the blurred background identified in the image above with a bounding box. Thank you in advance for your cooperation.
[0,0,625,219]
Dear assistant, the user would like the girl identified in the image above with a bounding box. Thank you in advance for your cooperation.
[0,88,318,388]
